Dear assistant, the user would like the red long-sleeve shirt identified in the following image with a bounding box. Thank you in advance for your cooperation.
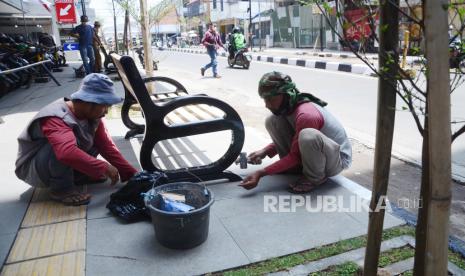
[40,117,137,181]
[263,103,324,175]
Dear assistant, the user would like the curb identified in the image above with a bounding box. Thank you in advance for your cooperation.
[164,47,374,76]
[389,203,465,259]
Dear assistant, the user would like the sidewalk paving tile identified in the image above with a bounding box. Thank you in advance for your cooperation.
[220,204,367,262]
[7,219,86,263]
[86,215,250,276]
[214,179,403,263]
[344,203,404,229]
[1,251,85,276]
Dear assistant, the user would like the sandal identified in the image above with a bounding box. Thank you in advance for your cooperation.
[288,177,328,194]
[49,189,92,206]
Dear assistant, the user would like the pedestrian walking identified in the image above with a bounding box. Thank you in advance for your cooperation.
[200,23,226,78]
[93,21,103,73]
[71,15,95,75]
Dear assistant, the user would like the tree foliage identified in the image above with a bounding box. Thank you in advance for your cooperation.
[115,0,178,28]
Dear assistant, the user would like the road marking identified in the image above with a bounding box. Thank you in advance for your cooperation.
[162,51,376,79]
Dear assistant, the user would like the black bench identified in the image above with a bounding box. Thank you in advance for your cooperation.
[111,54,245,183]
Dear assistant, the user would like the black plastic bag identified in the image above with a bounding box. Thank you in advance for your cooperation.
[106,171,168,223]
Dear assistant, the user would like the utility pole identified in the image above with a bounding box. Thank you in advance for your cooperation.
[319,13,323,51]
[19,0,29,41]
[80,0,86,15]
[258,0,261,51]
[128,16,132,51]
[112,0,118,53]
[206,0,211,23]
[248,0,253,50]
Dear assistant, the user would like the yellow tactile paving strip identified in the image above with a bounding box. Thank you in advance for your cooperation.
[22,189,86,228]
[0,187,88,276]
[6,219,86,263]
[1,251,85,276]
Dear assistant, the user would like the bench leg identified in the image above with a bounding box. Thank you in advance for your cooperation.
[125,128,144,139]
[165,170,243,183]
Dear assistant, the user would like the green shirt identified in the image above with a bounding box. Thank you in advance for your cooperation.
[233,33,246,50]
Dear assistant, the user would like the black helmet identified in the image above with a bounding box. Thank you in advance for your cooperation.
[14,35,25,43]
[0,33,9,43]
[81,15,89,22]
[233,27,240,33]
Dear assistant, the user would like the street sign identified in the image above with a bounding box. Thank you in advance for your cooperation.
[55,0,76,24]
[63,43,79,51]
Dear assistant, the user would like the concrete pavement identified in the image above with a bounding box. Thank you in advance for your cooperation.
[0,61,408,275]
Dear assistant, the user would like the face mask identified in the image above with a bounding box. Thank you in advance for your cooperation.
[270,95,290,116]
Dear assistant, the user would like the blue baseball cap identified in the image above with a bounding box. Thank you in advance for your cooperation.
[70,73,123,105]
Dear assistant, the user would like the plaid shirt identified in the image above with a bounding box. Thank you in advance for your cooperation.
[201,30,224,50]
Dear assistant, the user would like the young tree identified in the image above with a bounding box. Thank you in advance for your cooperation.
[299,0,465,274]
[116,0,175,78]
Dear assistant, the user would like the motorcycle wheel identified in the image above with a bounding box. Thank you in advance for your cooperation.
[243,59,250,69]
[228,57,234,68]
[104,51,116,70]
[459,59,465,74]
[58,55,66,66]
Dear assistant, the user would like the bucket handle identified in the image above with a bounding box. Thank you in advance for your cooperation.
[182,169,209,196]
[142,169,209,201]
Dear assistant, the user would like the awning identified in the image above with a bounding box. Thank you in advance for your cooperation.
[0,0,22,14]
[252,16,270,24]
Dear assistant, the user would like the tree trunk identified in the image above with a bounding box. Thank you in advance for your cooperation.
[140,0,153,77]
[413,106,429,276]
[415,1,452,274]
[139,0,154,94]
[363,0,399,275]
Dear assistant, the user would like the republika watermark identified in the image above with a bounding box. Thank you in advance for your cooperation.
[263,195,422,213]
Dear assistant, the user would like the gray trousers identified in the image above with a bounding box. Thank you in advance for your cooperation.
[30,143,97,192]
[265,115,344,183]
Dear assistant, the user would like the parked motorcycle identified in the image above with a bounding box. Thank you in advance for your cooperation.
[48,45,66,68]
[449,38,465,73]
[227,46,252,69]
[0,33,54,95]
[135,47,158,70]
[100,46,117,73]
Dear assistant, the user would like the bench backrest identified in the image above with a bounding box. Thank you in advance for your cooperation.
[111,54,155,115]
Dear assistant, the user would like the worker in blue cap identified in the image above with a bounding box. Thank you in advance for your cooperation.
[15,74,138,206]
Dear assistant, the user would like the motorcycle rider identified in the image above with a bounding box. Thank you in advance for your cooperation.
[229,27,247,61]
